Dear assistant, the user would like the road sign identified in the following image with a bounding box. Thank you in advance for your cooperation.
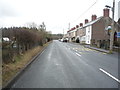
[117,32,120,38]
[105,26,112,30]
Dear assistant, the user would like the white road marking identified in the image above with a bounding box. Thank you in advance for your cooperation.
[56,63,60,66]
[76,53,81,57]
[99,68,120,83]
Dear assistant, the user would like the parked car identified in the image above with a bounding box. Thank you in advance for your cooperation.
[63,38,68,42]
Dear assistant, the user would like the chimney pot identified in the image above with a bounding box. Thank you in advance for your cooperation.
[103,8,110,17]
[92,15,97,21]
[80,23,83,27]
[76,25,79,28]
[85,19,89,24]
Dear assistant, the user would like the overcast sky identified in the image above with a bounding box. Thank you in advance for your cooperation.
[0,0,119,34]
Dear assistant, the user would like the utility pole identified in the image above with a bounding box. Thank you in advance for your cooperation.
[63,28,64,38]
[68,23,70,30]
[68,23,70,42]
[109,0,115,53]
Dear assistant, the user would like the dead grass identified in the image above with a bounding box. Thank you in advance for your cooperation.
[2,42,51,87]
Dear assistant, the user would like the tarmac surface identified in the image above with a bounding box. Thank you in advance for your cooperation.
[11,40,119,88]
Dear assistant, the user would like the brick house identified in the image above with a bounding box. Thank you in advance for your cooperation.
[75,23,83,43]
[79,20,89,44]
[67,27,77,42]
[77,8,118,49]
[67,8,119,49]
[90,9,118,49]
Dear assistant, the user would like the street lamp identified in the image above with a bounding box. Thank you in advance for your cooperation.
[105,0,115,53]
[105,5,112,8]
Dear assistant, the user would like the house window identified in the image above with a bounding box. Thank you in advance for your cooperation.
[88,35,90,39]
[88,30,90,33]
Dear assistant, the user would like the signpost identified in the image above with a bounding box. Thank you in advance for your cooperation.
[117,32,120,38]
[105,25,112,35]
[105,0,115,53]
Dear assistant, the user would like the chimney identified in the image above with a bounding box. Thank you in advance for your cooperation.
[103,8,110,17]
[85,19,89,24]
[92,15,97,21]
[76,25,79,28]
[80,23,83,27]
[74,27,76,30]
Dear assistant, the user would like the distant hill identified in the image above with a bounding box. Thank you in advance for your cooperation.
[52,34,63,40]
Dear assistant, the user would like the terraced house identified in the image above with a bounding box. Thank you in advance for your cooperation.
[67,27,76,42]
[67,8,119,50]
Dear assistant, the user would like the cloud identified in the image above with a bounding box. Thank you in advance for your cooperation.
[0,0,119,34]
[118,1,120,19]
[0,0,20,18]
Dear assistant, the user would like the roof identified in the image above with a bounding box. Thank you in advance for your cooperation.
[67,16,115,33]
[82,16,103,28]
[67,17,100,32]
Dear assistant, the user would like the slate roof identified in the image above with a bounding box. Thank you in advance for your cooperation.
[82,16,103,28]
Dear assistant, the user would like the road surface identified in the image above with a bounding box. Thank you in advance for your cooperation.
[11,40,119,88]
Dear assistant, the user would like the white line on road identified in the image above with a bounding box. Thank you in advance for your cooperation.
[99,68,120,83]
[76,53,81,57]
[56,63,60,66]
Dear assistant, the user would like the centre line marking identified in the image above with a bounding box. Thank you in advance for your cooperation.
[76,53,81,57]
[99,68,120,83]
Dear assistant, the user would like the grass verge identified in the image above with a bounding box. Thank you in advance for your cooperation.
[2,42,51,87]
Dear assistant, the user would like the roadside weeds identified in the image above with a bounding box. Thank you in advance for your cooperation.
[2,41,51,87]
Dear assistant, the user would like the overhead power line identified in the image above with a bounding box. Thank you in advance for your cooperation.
[71,0,98,23]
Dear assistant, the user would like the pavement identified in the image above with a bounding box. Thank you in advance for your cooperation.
[6,40,119,88]
[69,41,119,54]
[84,45,110,53]
[69,42,117,54]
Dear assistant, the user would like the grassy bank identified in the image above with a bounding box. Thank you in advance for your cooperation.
[2,42,51,87]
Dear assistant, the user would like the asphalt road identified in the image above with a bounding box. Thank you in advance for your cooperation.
[11,40,119,88]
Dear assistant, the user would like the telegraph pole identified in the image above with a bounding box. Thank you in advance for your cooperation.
[68,23,70,42]
[109,0,115,53]
[63,28,64,38]
[68,23,70,30]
